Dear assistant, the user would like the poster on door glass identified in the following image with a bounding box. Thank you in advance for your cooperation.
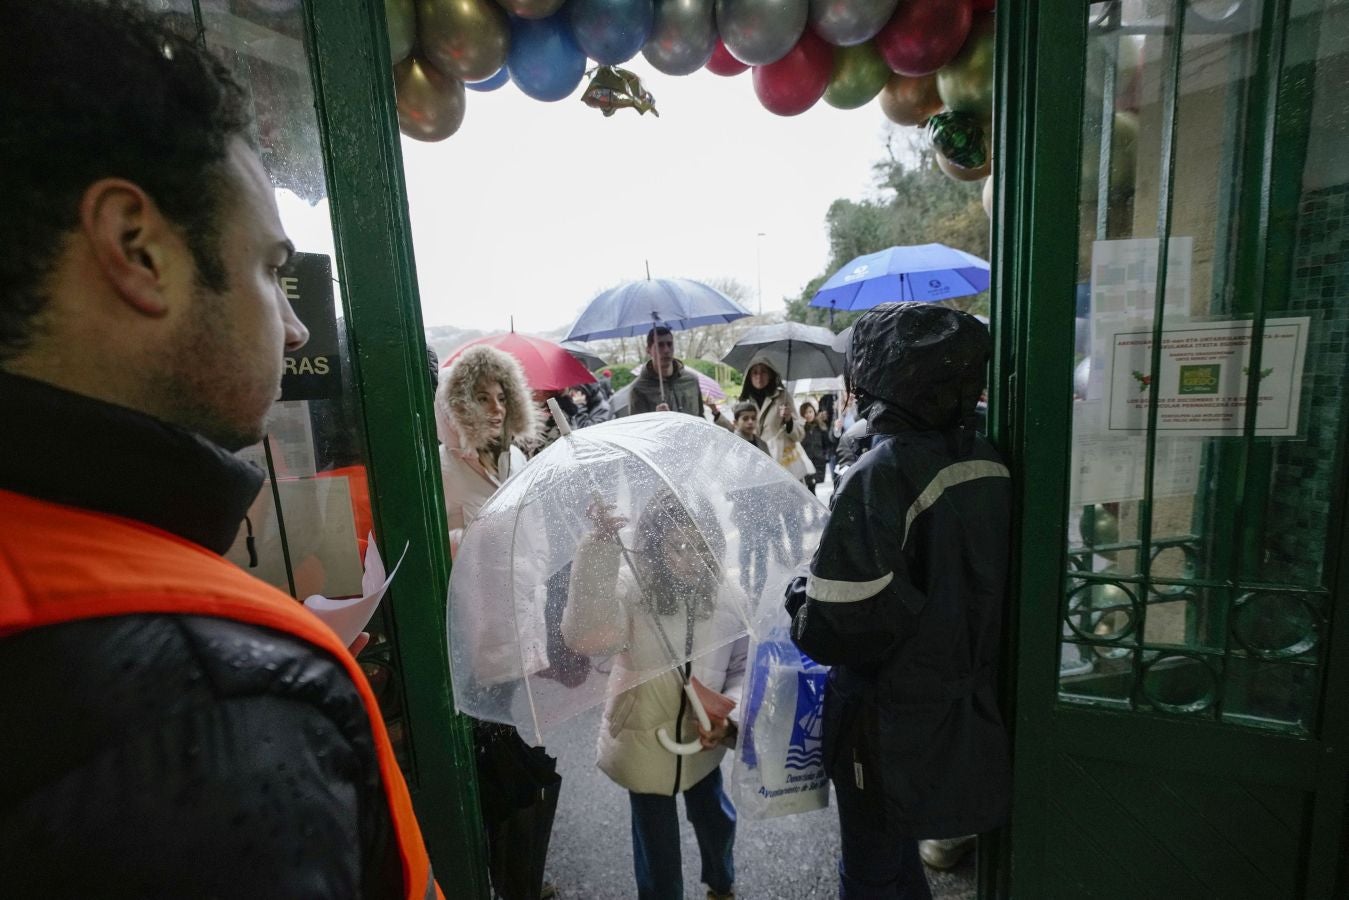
[1087,238,1193,400]
[1105,317,1311,436]
[1070,400,1201,506]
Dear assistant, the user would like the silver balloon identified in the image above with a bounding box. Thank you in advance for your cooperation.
[642,0,717,75]
[808,0,897,47]
[715,0,808,66]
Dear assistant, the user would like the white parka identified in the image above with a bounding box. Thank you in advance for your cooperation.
[434,345,540,554]
[564,535,748,796]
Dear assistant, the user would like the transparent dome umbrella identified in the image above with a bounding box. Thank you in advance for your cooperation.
[447,408,825,749]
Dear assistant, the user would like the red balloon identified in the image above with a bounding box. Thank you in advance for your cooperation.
[875,0,973,76]
[707,38,750,76]
[752,29,832,116]
[972,0,995,10]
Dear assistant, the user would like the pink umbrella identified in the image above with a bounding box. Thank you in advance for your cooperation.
[443,332,596,392]
[695,371,726,402]
[630,365,726,402]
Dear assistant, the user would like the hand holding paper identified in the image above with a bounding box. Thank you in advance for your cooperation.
[303,534,409,647]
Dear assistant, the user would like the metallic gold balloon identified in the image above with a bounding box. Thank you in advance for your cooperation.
[395,57,467,142]
[715,0,808,66]
[809,0,897,47]
[824,41,890,109]
[642,0,718,76]
[936,12,994,124]
[419,0,511,83]
[935,145,990,181]
[1081,111,1138,199]
[386,0,416,64]
[498,0,567,18]
[878,72,942,126]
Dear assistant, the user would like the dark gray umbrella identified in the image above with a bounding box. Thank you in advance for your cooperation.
[561,341,607,373]
[722,322,845,380]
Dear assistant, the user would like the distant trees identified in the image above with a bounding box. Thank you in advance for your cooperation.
[785,132,990,331]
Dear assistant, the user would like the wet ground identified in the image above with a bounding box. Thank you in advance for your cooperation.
[542,706,976,899]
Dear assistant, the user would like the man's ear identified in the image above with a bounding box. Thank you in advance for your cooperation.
[80,178,181,317]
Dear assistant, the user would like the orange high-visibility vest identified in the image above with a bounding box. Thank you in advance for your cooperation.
[0,488,443,900]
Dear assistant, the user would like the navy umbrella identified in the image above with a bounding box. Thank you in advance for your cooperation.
[564,278,752,342]
[809,243,989,313]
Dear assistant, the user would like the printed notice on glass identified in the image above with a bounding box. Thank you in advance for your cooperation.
[1087,237,1193,400]
[1070,401,1201,505]
[1106,317,1310,436]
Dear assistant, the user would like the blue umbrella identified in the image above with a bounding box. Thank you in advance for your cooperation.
[564,278,753,342]
[809,243,990,312]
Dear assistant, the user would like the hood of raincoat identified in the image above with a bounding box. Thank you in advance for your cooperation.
[847,303,990,431]
[737,352,787,406]
[435,345,541,452]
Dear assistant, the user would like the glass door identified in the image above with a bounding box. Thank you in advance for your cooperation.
[146,1,488,890]
[998,0,1349,896]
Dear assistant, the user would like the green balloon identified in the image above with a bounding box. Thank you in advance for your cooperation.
[936,12,994,124]
[928,111,987,169]
[386,0,416,65]
[1081,111,1139,199]
[824,42,890,110]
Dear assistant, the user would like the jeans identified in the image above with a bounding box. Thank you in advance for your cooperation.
[833,767,932,900]
[629,767,736,900]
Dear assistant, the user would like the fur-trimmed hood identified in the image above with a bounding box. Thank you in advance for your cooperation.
[435,345,541,453]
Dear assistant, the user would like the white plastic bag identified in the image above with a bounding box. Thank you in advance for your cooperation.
[732,623,829,819]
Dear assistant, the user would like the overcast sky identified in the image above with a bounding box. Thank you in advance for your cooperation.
[281,58,899,336]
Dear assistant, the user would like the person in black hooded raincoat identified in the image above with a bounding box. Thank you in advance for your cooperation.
[784,303,1011,899]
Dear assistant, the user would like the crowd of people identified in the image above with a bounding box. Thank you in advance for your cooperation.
[1,4,1012,900]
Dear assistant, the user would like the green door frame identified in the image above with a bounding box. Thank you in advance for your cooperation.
[301,3,489,893]
[993,1,1349,896]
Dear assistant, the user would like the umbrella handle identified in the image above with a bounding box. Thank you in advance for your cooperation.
[657,729,704,755]
[547,397,573,437]
[685,680,713,731]
[655,682,714,755]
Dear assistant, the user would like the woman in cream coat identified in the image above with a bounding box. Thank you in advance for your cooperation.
[739,354,814,484]
[434,344,539,556]
[563,491,746,900]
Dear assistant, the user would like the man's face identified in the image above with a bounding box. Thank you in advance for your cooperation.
[649,333,675,369]
[166,140,308,451]
[735,411,757,438]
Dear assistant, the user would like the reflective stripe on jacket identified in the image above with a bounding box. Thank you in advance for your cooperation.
[0,488,442,900]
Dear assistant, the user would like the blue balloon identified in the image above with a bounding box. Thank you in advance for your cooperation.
[568,0,654,65]
[466,66,511,92]
[507,13,587,101]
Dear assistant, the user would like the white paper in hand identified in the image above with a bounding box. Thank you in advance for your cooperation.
[303,534,409,647]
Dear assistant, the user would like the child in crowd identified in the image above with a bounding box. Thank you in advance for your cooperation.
[732,400,769,455]
[798,402,828,495]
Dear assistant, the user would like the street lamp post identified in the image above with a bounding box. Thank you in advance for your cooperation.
[756,232,766,317]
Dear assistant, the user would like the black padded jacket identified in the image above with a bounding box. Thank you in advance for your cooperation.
[0,372,400,899]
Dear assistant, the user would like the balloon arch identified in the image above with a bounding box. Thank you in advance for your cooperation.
[389,0,999,184]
